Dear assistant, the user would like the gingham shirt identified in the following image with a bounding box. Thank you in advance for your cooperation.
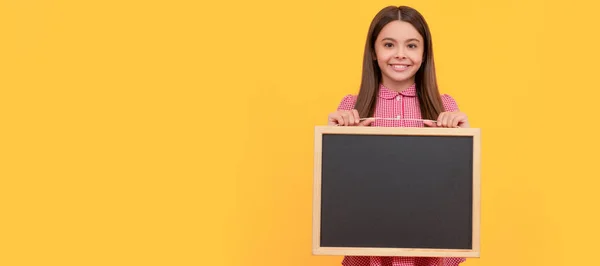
[336,83,466,266]
[337,83,460,127]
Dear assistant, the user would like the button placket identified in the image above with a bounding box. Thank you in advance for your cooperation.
[398,94,403,126]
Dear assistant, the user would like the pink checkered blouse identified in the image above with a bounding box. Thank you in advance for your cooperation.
[335,83,467,266]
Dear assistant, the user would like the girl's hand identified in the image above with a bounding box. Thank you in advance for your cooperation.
[423,111,470,128]
[328,109,375,126]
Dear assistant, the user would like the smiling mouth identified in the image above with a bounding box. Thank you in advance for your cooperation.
[390,64,411,71]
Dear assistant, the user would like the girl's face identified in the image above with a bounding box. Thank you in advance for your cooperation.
[374,20,424,89]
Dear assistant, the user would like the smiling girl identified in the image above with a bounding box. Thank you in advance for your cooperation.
[327,5,469,266]
[328,6,469,130]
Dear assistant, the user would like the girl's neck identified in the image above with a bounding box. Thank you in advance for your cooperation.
[381,78,415,92]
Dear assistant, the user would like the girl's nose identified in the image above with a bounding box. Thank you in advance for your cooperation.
[395,50,406,59]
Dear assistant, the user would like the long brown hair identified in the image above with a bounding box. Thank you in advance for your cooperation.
[354,6,445,120]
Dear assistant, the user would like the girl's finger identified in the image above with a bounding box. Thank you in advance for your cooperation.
[423,120,437,127]
[444,113,453,127]
[450,114,460,128]
[328,114,341,125]
[454,113,467,128]
[458,114,467,127]
[346,111,355,126]
[438,112,447,127]
[352,109,360,125]
[338,112,347,126]
[344,111,355,126]
[359,117,375,126]
[346,111,354,126]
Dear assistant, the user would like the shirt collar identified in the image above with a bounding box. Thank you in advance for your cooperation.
[378,83,417,99]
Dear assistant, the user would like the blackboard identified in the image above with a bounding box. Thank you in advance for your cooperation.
[313,126,480,258]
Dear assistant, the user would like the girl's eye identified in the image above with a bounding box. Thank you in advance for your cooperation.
[384,43,394,48]
[408,44,418,48]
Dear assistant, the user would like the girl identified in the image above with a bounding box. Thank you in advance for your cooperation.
[327,5,469,266]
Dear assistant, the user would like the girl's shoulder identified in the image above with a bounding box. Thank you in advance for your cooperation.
[336,94,357,111]
[440,93,460,112]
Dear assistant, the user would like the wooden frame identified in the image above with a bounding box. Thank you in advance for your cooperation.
[313,126,481,258]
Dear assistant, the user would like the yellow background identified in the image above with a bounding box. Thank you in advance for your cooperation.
[1,0,599,265]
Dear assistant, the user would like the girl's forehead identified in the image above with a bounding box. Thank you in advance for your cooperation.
[377,20,423,41]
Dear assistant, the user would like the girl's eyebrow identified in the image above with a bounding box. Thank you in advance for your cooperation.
[381,37,421,43]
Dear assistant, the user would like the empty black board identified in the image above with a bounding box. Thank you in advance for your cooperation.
[320,133,473,249]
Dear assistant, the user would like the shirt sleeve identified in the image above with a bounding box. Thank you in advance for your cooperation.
[441,94,460,112]
[337,94,357,111]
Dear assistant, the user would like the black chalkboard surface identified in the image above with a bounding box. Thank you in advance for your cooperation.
[313,126,480,258]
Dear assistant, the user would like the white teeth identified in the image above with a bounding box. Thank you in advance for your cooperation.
[392,65,408,69]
